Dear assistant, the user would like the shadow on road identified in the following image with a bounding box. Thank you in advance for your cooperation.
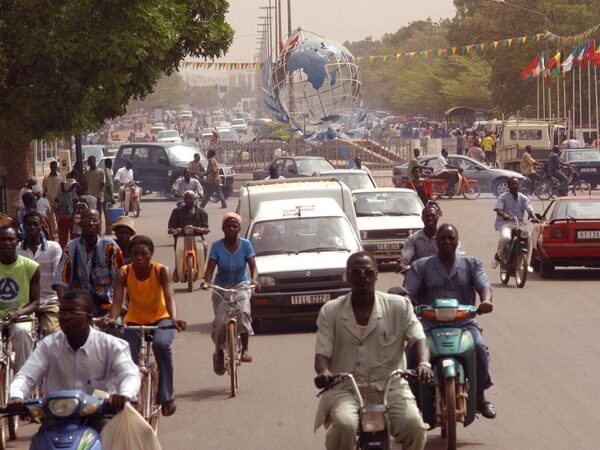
[254,319,317,335]
[177,386,231,402]
[530,268,600,281]
[424,435,486,449]
[183,322,212,334]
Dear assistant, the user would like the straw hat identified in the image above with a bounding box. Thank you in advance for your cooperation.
[111,215,136,234]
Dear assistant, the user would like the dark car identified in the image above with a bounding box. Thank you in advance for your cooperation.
[392,155,524,197]
[113,143,235,198]
[559,148,600,189]
[252,156,336,180]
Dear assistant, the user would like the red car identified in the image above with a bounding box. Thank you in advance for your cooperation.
[531,196,600,278]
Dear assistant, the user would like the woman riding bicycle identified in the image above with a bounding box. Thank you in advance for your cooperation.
[102,235,186,417]
[201,213,260,376]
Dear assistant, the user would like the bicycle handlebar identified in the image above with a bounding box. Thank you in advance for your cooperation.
[0,316,36,327]
[203,284,255,294]
[109,323,177,331]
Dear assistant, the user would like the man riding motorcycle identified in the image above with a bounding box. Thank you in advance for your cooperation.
[491,177,537,270]
[404,224,496,419]
[167,191,209,283]
[172,169,203,204]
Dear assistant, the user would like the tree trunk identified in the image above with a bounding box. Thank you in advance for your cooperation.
[0,143,35,216]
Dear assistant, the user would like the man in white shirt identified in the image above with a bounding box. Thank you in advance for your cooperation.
[432,148,459,194]
[114,160,134,203]
[8,289,140,413]
[172,169,204,200]
[353,156,370,173]
[16,211,62,335]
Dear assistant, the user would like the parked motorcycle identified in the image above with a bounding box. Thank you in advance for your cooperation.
[316,370,417,450]
[415,299,479,450]
[0,390,109,449]
[121,181,142,217]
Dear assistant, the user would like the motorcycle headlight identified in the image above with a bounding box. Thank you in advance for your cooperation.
[435,308,458,321]
[361,411,385,432]
[48,398,80,417]
[184,225,195,235]
[258,275,275,286]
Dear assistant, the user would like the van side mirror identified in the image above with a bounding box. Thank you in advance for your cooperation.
[158,157,166,165]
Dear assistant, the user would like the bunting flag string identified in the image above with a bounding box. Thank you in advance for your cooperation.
[544,24,600,47]
[179,61,265,70]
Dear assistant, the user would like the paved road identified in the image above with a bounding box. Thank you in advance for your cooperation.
[8,195,600,449]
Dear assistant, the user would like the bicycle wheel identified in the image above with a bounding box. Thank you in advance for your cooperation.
[534,182,553,201]
[0,365,6,450]
[572,181,592,196]
[7,364,17,440]
[515,251,528,288]
[462,183,481,200]
[187,254,194,292]
[227,322,237,397]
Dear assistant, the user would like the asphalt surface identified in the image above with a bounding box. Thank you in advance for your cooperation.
[8,193,600,450]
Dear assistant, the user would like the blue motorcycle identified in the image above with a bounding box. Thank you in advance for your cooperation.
[1,390,109,449]
[415,299,479,450]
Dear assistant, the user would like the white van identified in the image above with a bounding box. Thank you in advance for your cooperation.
[237,178,363,327]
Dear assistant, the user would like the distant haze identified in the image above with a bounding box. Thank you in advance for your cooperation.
[216,0,455,62]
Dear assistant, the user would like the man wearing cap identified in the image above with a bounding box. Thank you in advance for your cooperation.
[112,216,136,265]
[167,191,209,282]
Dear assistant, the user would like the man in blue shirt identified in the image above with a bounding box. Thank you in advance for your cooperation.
[547,145,570,196]
[404,224,496,419]
[491,177,537,269]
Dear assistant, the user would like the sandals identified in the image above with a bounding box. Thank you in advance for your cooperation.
[161,398,177,417]
[240,351,253,363]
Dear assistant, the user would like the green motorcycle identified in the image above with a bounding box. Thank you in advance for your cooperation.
[415,299,479,450]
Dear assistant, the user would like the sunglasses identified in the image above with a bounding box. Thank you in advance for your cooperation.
[349,268,377,278]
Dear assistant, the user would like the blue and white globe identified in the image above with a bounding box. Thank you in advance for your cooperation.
[269,29,361,126]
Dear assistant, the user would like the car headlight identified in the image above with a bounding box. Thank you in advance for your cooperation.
[258,275,275,286]
[48,398,80,417]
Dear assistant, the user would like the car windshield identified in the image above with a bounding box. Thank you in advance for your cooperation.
[232,119,245,125]
[219,131,238,139]
[167,145,207,165]
[158,130,179,138]
[353,191,422,217]
[564,150,600,162]
[324,172,375,190]
[250,217,360,255]
[553,200,600,220]
[295,159,335,175]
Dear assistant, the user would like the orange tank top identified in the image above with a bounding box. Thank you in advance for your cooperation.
[123,263,170,325]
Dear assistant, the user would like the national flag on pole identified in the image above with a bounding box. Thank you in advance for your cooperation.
[548,51,562,78]
[562,53,574,75]
[590,45,600,66]
[533,53,545,78]
[520,54,540,80]
[574,41,589,66]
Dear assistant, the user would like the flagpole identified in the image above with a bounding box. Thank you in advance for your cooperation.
[588,62,592,141]
[548,77,552,118]
[543,68,546,119]
[595,65,599,148]
[579,65,583,136]
[573,67,576,131]
[557,70,560,119]
[563,73,567,119]
[537,76,540,118]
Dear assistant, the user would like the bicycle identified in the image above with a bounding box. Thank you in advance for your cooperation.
[109,323,176,434]
[535,167,592,200]
[0,316,37,449]
[203,284,254,397]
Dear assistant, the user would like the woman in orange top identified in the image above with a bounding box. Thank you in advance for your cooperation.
[104,235,186,417]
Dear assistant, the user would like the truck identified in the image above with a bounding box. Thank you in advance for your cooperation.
[496,118,567,172]
[236,178,364,328]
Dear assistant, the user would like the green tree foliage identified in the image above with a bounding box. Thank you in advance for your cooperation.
[0,0,234,145]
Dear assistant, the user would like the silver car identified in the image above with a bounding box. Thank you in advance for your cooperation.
[392,155,524,197]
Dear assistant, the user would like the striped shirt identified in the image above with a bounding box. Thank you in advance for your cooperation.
[400,229,464,264]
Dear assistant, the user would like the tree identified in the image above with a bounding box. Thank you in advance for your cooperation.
[128,74,190,111]
[0,0,233,214]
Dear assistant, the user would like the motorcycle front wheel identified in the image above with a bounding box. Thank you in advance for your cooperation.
[499,263,510,284]
[187,254,194,293]
[444,377,457,450]
[462,183,481,200]
[132,199,140,218]
[515,251,528,288]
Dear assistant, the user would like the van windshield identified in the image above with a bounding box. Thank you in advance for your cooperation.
[250,217,360,255]
[167,145,207,165]
[158,130,179,139]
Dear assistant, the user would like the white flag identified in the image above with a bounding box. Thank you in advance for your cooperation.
[562,54,574,74]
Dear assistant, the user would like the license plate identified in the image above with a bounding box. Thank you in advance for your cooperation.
[580,168,597,172]
[376,242,402,250]
[290,294,331,305]
[577,230,600,240]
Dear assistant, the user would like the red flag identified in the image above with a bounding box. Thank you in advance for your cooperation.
[582,40,596,67]
[279,38,285,50]
[210,130,219,145]
[520,54,540,80]
[591,46,600,66]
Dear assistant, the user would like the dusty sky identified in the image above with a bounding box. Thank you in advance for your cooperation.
[218,0,456,61]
